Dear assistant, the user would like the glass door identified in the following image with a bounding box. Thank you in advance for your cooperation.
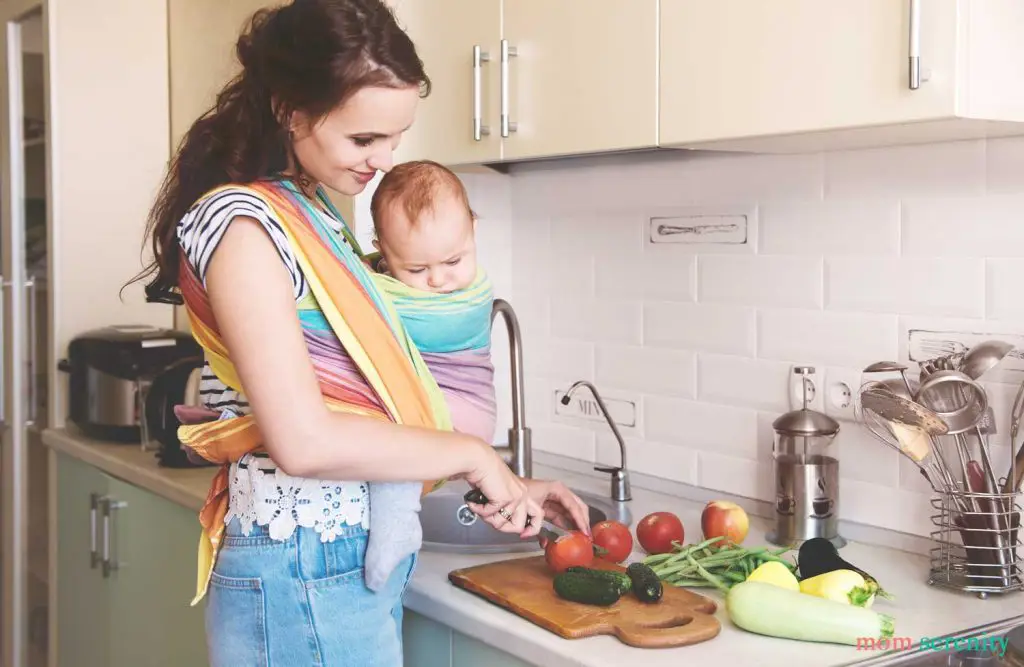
[1,4,47,667]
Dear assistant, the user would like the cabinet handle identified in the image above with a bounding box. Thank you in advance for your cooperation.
[500,39,518,137]
[473,45,491,141]
[101,497,127,577]
[909,0,921,90]
[25,277,37,426]
[89,492,102,568]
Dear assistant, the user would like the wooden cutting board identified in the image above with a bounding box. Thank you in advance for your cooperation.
[448,556,721,648]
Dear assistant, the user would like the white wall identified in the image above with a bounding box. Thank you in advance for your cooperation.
[460,137,1024,538]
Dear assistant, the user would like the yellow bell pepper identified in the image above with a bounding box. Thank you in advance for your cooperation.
[746,561,800,591]
[799,569,877,607]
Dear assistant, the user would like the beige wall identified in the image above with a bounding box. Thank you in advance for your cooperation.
[48,0,174,424]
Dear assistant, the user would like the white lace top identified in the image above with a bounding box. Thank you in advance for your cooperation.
[177,185,370,542]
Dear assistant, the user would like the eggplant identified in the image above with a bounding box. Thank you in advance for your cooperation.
[797,538,893,600]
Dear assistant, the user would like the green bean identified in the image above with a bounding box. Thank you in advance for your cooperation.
[687,555,730,593]
[666,578,716,588]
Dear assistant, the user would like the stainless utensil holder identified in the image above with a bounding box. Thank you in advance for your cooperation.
[929,484,1024,598]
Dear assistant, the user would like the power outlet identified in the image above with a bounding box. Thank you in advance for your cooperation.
[823,367,862,421]
[787,365,825,413]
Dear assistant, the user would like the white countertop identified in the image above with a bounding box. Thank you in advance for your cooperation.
[43,427,1024,667]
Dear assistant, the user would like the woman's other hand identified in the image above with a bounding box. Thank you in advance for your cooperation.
[463,442,543,537]
[523,479,591,538]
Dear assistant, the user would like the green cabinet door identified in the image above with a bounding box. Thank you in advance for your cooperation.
[403,609,535,667]
[106,475,208,667]
[55,454,111,667]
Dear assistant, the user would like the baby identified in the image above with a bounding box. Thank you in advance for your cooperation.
[363,160,497,591]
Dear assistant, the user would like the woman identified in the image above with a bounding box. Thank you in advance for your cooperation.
[134,1,590,665]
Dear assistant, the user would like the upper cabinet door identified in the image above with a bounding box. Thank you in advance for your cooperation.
[389,0,501,166]
[502,0,658,161]
[659,0,962,149]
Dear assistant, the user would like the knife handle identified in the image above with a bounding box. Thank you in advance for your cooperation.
[464,488,489,505]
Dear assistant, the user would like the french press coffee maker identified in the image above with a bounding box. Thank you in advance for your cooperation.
[766,367,846,549]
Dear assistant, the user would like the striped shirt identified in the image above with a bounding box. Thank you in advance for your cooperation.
[176,185,352,414]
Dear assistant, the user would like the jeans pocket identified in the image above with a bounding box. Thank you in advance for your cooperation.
[206,573,268,667]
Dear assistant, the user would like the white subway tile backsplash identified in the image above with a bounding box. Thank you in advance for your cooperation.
[596,345,696,398]
[758,309,899,368]
[596,249,695,302]
[697,452,770,500]
[645,396,759,459]
[550,297,641,344]
[824,140,986,197]
[898,456,936,495]
[675,151,824,204]
[644,302,756,356]
[531,423,597,462]
[840,480,931,536]
[835,426,900,488]
[760,200,900,256]
[827,257,986,318]
[473,136,1024,535]
[986,136,1024,193]
[697,354,792,413]
[534,340,594,382]
[699,255,823,308]
[597,434,698,486]
[552,214,645,259]
[987,259,1024,321]
[902,194,1024,257]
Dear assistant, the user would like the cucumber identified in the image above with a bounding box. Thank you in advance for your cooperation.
[726,581,895,646]
[565,567,632,594]
[626,562,664,603]
[553,572,623,606]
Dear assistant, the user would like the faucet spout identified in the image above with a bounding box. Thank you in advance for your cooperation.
[561,380,631,502]
[491,299,531,478]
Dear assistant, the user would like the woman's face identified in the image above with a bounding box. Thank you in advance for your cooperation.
[291,85,420,196]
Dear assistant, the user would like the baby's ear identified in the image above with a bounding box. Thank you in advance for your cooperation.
[371,238,380,251]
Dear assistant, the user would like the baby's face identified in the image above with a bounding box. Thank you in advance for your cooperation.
[376,194,478,293]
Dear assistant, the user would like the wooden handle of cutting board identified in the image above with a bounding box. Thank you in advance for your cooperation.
[613,611,722,648]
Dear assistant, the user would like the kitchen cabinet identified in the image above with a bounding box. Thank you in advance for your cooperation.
[388,0,501,167]
[389,0,657,166]
[52,453,207,667]
[659,0,1024,152]
[404,610,534,667]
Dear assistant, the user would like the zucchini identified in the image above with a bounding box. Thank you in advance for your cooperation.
[726,581,894,646]
[797,538,892,600]
[553,572,623,606]
[565,567,632,594]
[626,562,664,603]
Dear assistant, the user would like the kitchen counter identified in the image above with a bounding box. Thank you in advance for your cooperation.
[42,427,1024,667]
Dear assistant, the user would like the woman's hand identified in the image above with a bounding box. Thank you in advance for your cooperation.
[523,479,591,537]
[463,442,543,537]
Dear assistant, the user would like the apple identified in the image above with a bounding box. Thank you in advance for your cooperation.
[701,500,749,545]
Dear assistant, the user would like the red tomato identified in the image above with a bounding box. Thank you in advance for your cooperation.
[590,521,633,563]
[544,531,594,573]
[635,511,684,555]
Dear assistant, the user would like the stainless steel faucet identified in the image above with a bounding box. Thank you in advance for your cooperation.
[560,381,631,502]
[491,299,532,478]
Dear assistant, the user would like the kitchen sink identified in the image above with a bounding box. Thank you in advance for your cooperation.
[420,480,631,554]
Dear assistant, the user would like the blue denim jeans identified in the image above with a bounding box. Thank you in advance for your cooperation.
[205,518,417,666]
